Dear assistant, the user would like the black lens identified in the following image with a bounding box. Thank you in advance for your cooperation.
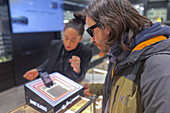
[86,29,93,37]
[86,23,100,37]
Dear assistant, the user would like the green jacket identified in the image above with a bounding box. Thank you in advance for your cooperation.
[90,36,170,113]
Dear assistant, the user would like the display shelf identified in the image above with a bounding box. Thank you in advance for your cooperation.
[0,33,12,63]
[0,4,12,63]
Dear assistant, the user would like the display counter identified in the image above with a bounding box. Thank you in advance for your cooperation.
[7,55,108,113]
[9,104,40,113]
[8,72,103,113]
[9,95,102,113]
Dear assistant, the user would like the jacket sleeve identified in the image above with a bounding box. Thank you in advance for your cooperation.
[73,46,92,83]
[90,83,104,96]
[141,54,170,113]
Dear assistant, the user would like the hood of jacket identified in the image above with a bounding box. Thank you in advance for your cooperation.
[118,22,170,68]
[131,22,170,49]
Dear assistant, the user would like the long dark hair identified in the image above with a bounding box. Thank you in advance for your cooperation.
[85,0,153,50]
[64,11,86,36]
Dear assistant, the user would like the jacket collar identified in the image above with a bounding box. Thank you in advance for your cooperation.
[118,36,167,69]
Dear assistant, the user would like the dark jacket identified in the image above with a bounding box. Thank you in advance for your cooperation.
[37,40,92,83]
[108,36,170,113]
[90,23,170,113]
[107,23,170,113]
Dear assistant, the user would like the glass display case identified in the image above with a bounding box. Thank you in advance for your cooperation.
[0,4,12,63]
[9,71,103,113]
[8,104,40,113]
[9,96,103,113]
[7,57,108,113]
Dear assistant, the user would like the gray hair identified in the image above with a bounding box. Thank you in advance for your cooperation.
[85,0,153,50]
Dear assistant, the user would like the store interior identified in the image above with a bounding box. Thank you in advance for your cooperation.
[0,0,170,112]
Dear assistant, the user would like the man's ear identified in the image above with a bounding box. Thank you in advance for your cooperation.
[104,26,110,36]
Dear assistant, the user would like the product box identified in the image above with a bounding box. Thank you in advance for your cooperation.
[24,72,84,113]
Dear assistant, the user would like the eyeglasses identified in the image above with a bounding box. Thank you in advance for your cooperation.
[86,23,100,37]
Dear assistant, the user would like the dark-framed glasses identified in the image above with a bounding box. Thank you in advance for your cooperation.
[86,23,100,37]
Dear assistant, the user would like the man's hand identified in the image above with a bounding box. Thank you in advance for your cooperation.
[23,69,39,81]
[69,55,81,74]
[83,82,91,96]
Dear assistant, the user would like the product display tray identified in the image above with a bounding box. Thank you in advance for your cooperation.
[24,72,83,113]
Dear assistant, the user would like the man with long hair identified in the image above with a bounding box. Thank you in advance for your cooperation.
[84,0,170,113]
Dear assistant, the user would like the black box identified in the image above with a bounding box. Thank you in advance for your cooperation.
[24,72,84,113]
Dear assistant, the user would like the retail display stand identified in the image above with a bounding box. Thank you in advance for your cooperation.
[24,72,84,113]
[8,72,103,113]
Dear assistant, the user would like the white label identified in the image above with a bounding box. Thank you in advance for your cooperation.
[30,99,47,112]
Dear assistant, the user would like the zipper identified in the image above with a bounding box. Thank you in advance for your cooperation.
[111,85,119,113]
[111,61,119,81]
[110,61,120,113]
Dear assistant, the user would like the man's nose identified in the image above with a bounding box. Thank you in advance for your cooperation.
[91,37,95,42]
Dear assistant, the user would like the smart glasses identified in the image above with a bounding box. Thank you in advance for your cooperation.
[86,23,100,37]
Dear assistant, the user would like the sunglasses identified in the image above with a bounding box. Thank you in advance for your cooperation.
[86,23,100,37]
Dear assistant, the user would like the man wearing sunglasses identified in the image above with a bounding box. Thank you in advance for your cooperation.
[83,0,170,113]
[86,22,111,54]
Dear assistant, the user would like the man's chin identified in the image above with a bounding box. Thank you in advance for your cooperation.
[94,42,109,54]
[101,49,109,54]
[98,46,109,54]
